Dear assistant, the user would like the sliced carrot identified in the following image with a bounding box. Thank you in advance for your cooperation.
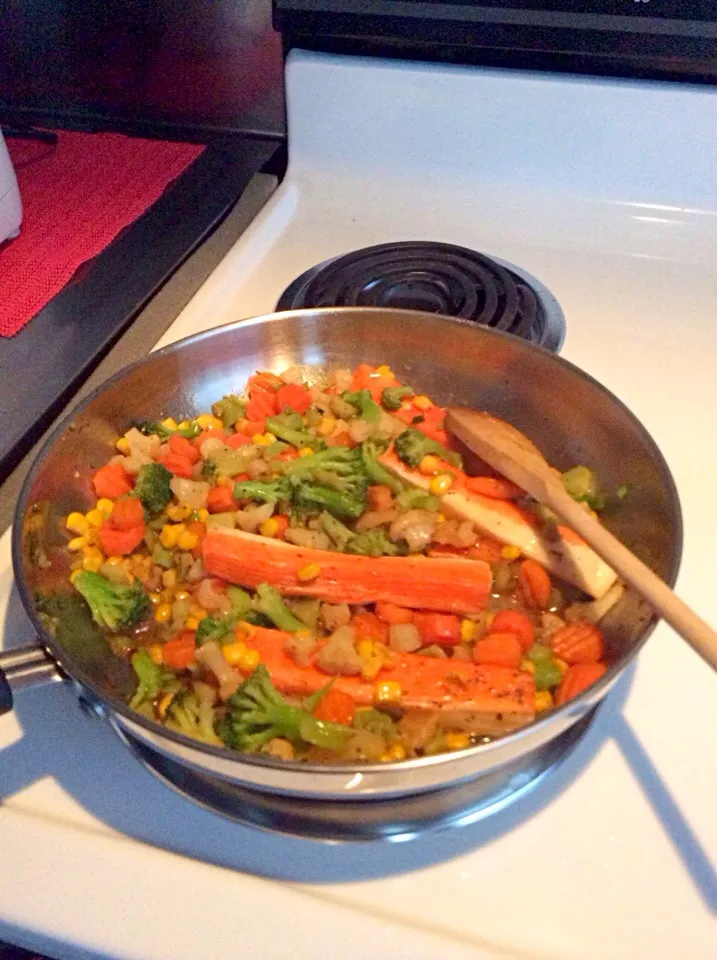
[555,662,607,706]
[203,527,492,615]
[468,538,505,565]
[185,520,206,559]
[207,486,238,514]
[92,462,133,499]
[414,612,461,647]
[350,363,398,403]
[273,514,290,539]
[330,431,354,447]
[109,497,144,530]
[168,433,200,464]
[518,559,552,609]
[367,484,394,511]
[474,633,523,669]
[194,428,226,450]
[351,611,388,643]
[98,523,145,556]
[159,453,195,478]
[275,383,312,414]
[241,625,535,736]
[313,688,356,726]
[375,601,414,624]
[225,432,252,449]
[248,372,283,394]
[464,476,523,499]
[490,610,535,652]
[246,390,278,422]
[549,622,604,664]
[279,446,299,462]
[162,631,197,670]
[427,544,468,559]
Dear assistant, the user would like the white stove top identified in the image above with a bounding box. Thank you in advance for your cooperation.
[3,51,717,960]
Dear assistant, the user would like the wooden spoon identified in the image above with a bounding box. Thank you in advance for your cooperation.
[445,407,717,673]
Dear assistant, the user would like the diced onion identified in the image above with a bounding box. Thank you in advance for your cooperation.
[389,622,422,653]
[196,642,241,700]
[169,478,210,509]
[236,501,274,533]
[390,509,437,553]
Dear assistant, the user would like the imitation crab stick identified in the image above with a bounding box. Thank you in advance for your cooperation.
[203,527,492,614]
[242,625,535,736]
[381,452,618,599]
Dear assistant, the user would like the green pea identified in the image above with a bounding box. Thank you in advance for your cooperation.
[527,642,553,664]
[534,659,563,691]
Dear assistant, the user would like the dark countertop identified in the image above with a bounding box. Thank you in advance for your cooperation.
[0,169,277,535]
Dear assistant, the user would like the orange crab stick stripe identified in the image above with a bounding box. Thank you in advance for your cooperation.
[203,527,492,615]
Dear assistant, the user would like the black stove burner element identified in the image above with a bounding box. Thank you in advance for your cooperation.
[276,242,564,352]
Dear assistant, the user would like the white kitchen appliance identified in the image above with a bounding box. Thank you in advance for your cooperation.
[0,129,22,244]
[2,9,717,960]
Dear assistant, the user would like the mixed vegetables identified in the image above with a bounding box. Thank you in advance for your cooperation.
[55,363,626,763]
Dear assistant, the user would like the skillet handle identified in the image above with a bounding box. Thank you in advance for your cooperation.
[0,643,61,716]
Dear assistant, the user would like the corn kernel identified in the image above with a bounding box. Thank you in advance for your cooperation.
[238,648,261,672]
[85,508,104,528]
[555,657,569,677]
[223,641,248,666]
[161,587,174,603]
[105,555,123,566]
[189,603,208,620]
[235,621,256,641]
[317,416,336,436]
[419,454,441,475]
[176,529,199,551]
[501,544,521,560]
[259,517,280,539]
[175,589,191,601]
[154,603,172,623]
[161,568,178,589]
[216,474,233,488]
[297,562,321,583]
[252,433,272,446]
[66,512,89,536]
[148,592,162,605]
[185,617,200,631]
[69,569,82,584]
[375,364,394,377]
[116,436,130,454]
[386,742,407,761]
[429,473,453,496]
[96,498,114,518]
[161,417,179,431]
[166,502,192,522]
[149,644,164,665]
[460,618,476,643]
[444,731,471,750]
[413,395,433,411]
[178,420,190,430]
[159,523,185,549]
[82,553,104,573]
[375,679,402,703]
[68,535,88,551]
[357,638,375,660]
[197,508,209,523]
[298,447,313,458]
[437,513,446,523]
[196,414,223,431]
[521,658,536,675]
[535,690,554,712]
[158,692,174,718]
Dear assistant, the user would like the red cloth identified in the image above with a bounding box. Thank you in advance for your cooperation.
[0,132,204,337]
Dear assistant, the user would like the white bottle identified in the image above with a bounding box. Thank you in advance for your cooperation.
[0,129,22,243]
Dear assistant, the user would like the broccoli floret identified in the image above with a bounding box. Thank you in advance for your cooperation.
[138,420,201,441]
[129,649,176,709]
[381,385,413,410]
[226,585,253,616]
[255,583,305,632]
[165,690,222,745]
[196,613,238,645]
[234,476,291,503]
[347,528,400,557]
[353,707,397,742]
[342,389,382,423]
[396,488,440,511]
[134,462,172,515]
[319,511,354,551]
[361,441,403,494]
[212,394,246,430]
[394,428,462,469]
[265,413,324,451]
[74,571,150,631]
[293,483,366,520]
[219,665,350,752]
[562,465,606,510]
[283,445,362,478]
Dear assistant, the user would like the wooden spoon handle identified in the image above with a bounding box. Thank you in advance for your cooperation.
[546,483,717,671]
